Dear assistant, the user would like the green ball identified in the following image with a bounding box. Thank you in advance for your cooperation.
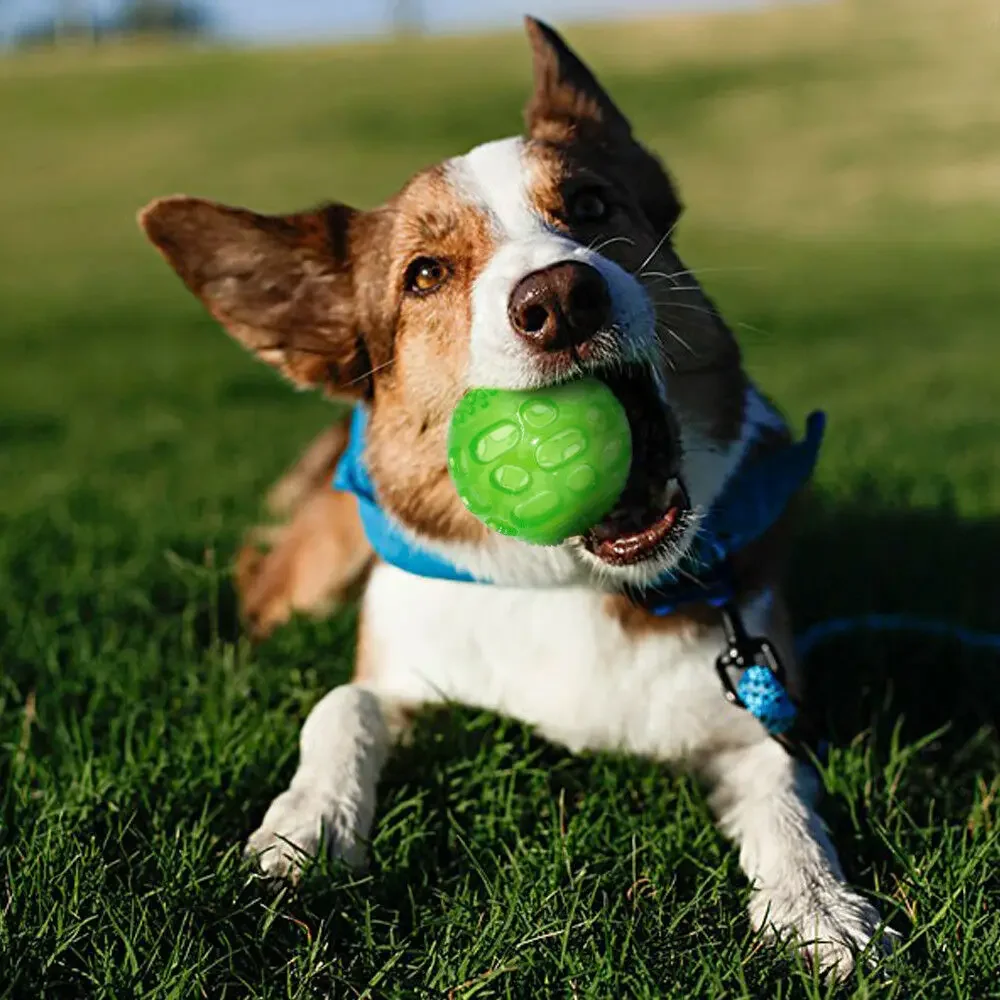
[447,378,632,545]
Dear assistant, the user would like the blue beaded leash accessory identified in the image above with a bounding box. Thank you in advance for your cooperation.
[713,601,820,761]
[713,603,1000,761]
[715,604,797,736]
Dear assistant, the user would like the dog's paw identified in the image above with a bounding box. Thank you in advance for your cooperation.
[244,787,368,881]
[751,883,895,978]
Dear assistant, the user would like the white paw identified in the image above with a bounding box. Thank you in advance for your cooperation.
[752,883,895,978]
[244,786,368,880]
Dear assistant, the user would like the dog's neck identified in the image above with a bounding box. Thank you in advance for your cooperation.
[333,393,825,615]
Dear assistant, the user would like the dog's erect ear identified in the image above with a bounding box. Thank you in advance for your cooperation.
[523,17,682,232]
[523,17,633,143]
[138,196,371,397]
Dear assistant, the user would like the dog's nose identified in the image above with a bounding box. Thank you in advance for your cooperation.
[508,261,611,352]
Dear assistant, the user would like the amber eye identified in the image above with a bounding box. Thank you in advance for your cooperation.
[567,187,610,224]
[405,256,450,295]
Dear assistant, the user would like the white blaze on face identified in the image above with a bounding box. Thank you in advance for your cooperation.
[445,136,654,390]
[447,137,540,240]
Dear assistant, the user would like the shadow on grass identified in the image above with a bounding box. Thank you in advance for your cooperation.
[793,491,1000,770]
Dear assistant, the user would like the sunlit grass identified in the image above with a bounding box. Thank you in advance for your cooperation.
[1,1,998,996]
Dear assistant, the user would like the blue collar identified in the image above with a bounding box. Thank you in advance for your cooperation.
[333,400,825,616]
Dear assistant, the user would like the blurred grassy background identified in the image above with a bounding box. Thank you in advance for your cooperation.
[1,1,999,996]
[2,0,999,520]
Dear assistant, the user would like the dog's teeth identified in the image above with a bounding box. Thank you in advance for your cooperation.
[661,478,681,508]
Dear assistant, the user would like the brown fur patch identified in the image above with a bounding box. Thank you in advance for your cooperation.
[139,198,373,398]
[523,17,682,234]
[235,418,374,638]
[361,167,496,544]
[603,593,724,636]
[265,420,351,517]
[237,488,373,639]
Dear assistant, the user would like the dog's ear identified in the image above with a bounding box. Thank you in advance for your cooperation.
[138,196,372,398]
[523,17,682,233]
[523,17,633,143]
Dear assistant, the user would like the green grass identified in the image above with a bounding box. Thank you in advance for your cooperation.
[2,1,999,995]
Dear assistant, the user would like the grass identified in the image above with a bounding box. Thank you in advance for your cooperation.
[1,0,999,995]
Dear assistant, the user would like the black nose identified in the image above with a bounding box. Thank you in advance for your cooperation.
[507,261,611,352]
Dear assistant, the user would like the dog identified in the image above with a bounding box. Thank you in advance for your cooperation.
[139,18,889,975]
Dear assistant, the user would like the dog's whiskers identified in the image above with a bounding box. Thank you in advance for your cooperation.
[634,222,679,276]
[650,298,722,322]
[654,320,698,360]
[347,357,395,386]
[662,264,767,280]
[650,338,678,373]
[590,234,636,255]
[642,279,704,295]
[735,321,773,339]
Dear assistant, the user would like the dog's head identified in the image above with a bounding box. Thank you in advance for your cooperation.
[140,19,749,590]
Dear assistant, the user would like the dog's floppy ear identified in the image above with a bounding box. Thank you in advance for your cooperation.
[138,196,372,398]
[523,17,633,143]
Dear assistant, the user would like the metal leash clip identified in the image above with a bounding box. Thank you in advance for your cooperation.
[714,602,799,737]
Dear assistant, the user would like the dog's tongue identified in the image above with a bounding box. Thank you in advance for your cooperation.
[589,494,664,540]
[587,504,681,563]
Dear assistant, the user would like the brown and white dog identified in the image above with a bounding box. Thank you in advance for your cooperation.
[139,19,888,975]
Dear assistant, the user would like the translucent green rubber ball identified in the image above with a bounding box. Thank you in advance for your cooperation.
[447,378,632,545]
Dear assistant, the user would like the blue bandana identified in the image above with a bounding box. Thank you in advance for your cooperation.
[333,402,825,616]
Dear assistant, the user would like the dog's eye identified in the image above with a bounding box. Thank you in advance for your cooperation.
[567,188,610,224]
[405,257,450,295]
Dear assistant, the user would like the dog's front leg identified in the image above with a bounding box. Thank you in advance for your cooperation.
[705,738,889,977]
[246,684,399,879]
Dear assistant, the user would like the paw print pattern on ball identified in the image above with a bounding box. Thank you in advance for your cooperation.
[447,379,632,545]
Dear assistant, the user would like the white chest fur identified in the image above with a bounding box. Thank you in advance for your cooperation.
[362,564,766,759]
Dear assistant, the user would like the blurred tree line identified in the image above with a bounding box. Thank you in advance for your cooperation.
[8,0,211,47]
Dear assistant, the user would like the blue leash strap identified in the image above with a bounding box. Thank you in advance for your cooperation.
[796,613,1000,660]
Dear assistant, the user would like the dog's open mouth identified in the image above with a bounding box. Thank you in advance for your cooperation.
[583,365,689,566]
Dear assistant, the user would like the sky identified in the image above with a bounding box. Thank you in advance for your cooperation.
[2,0,772,43]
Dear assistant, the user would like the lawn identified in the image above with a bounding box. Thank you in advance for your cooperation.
[1,0,999,995]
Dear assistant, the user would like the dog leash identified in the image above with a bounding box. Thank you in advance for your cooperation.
[716,604,1000,762]
[795,613,1000,660]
